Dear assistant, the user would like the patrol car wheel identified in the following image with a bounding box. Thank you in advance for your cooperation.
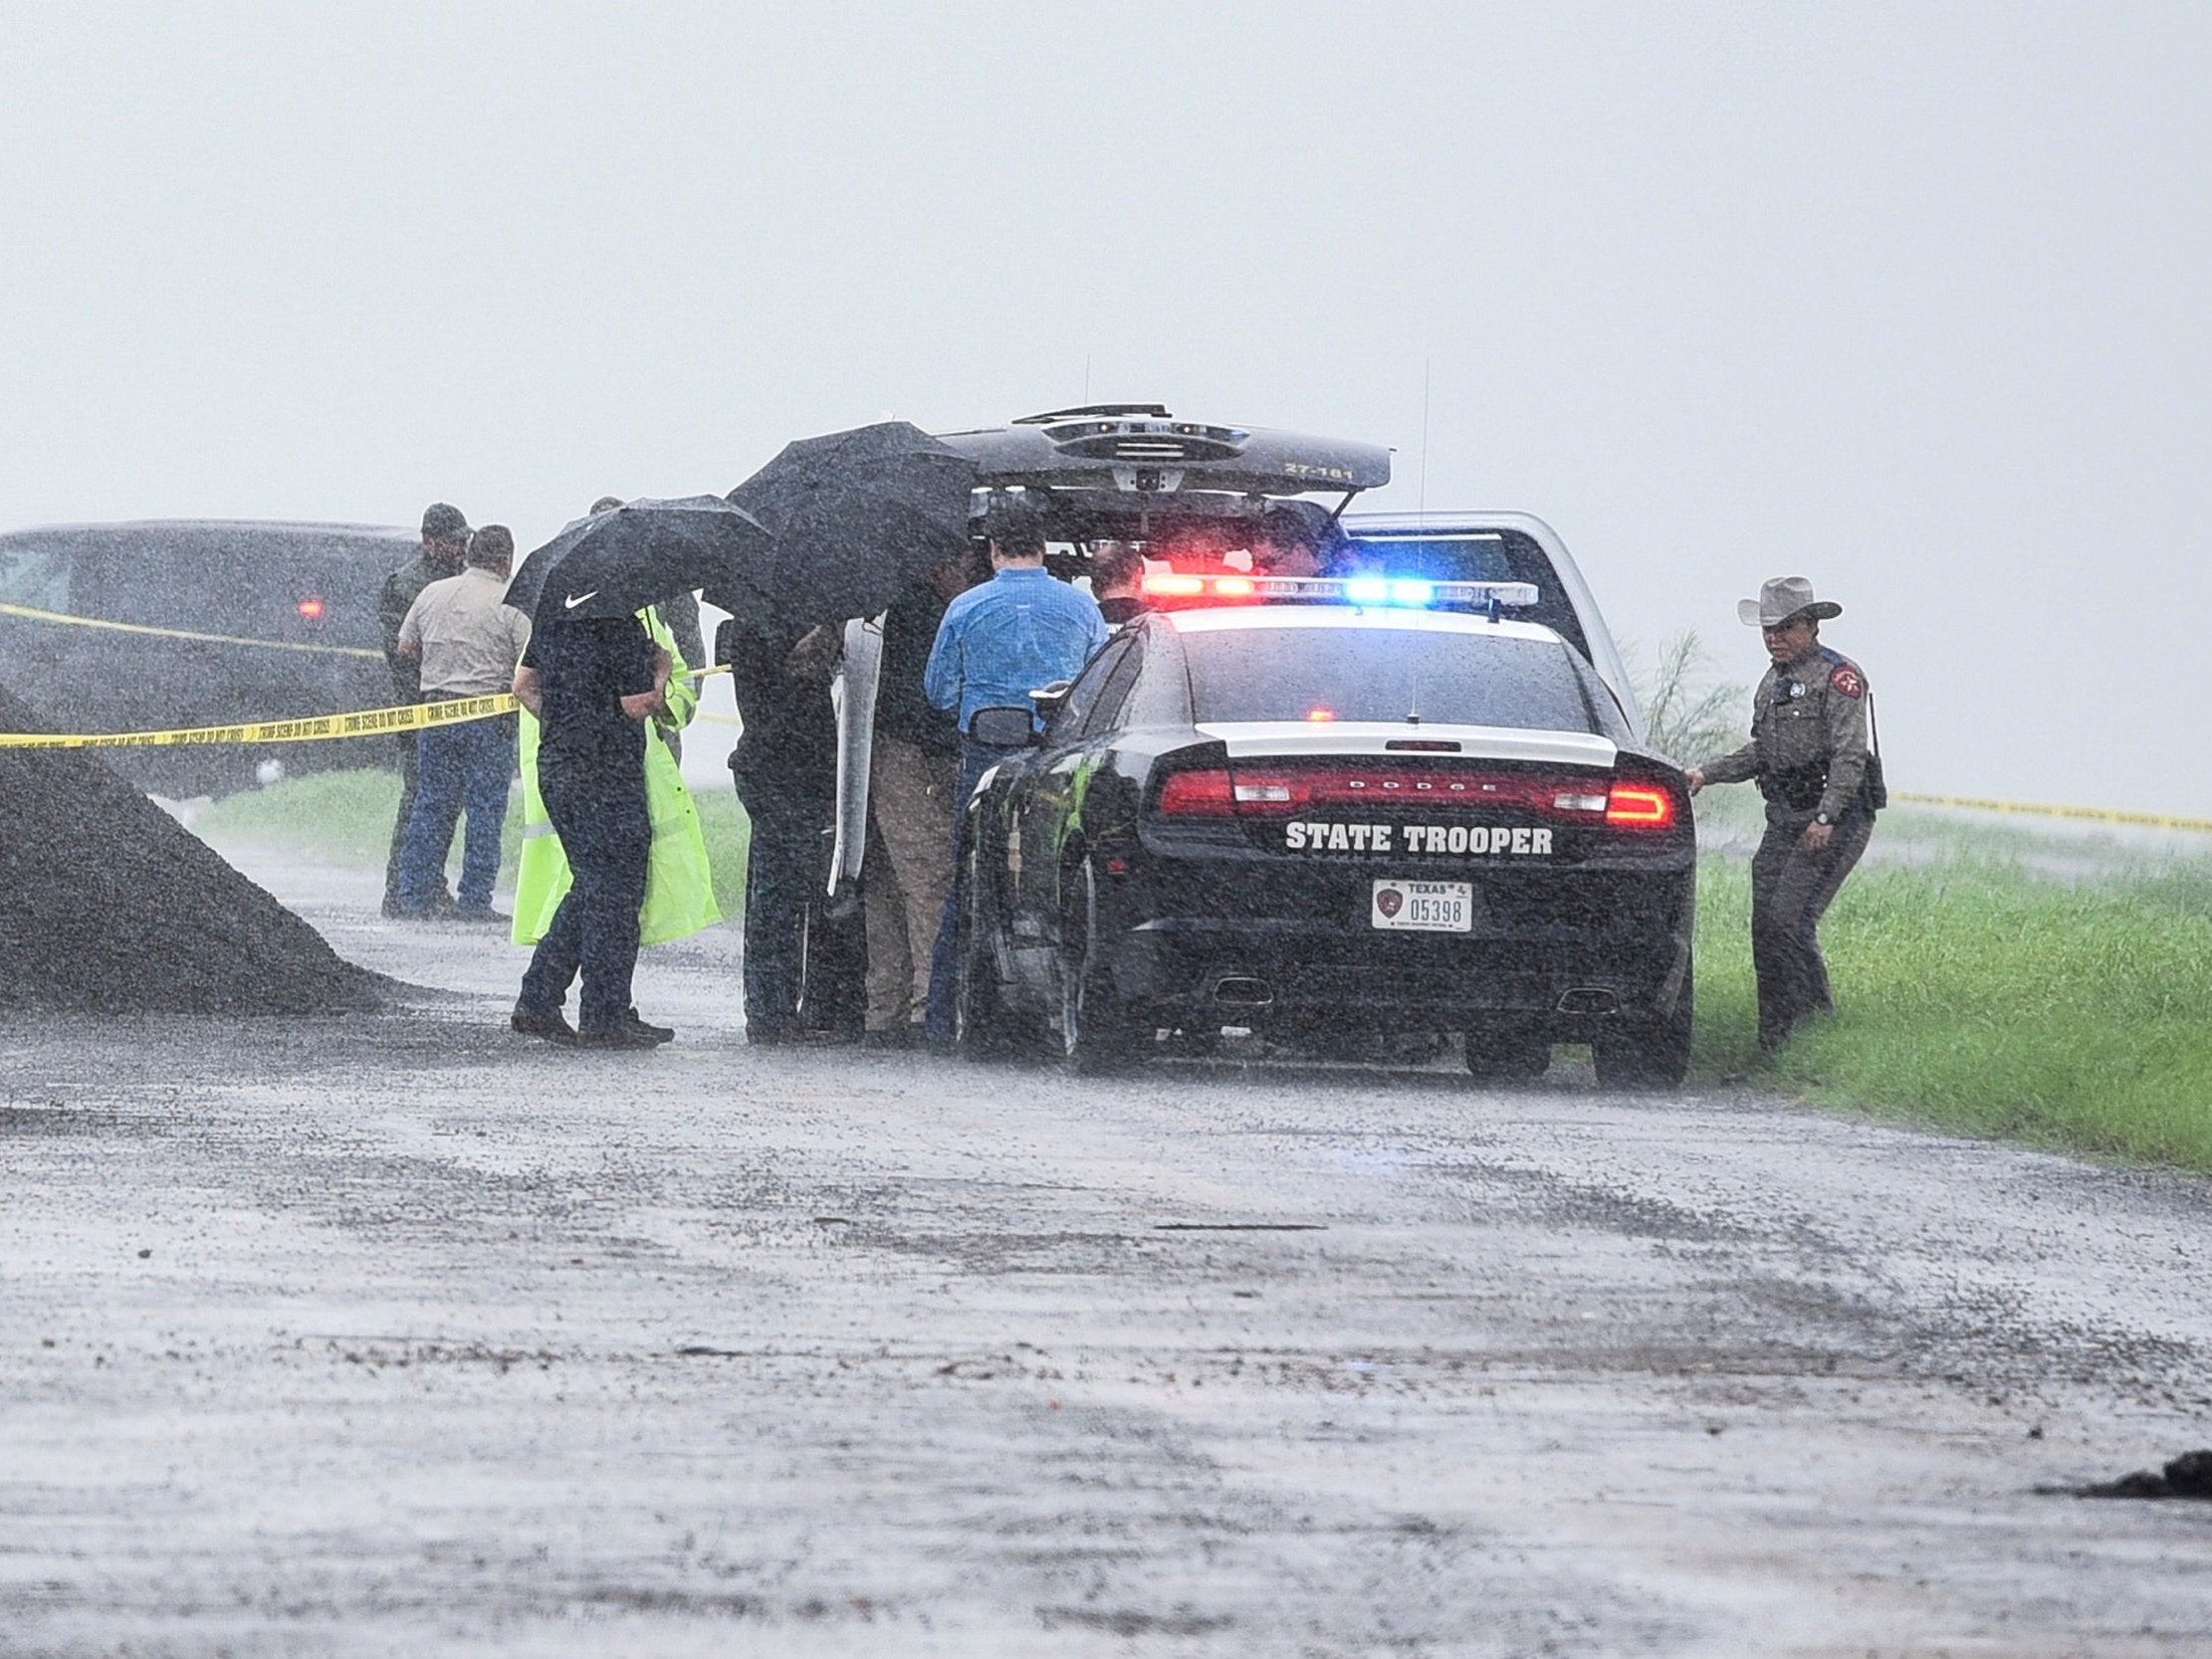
[1592,977,1693,1091]
[1060,864,1142,1075]
[955,874,1030,1058]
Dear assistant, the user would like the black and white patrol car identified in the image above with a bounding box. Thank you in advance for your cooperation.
[953,576,1696,1085]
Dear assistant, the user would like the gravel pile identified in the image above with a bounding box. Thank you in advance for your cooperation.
[0,685,382,1014]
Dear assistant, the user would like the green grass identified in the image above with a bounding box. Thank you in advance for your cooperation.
[196,766,753,922]
[196,769,410,864]
[697,791,751,922]
[1692,853,2212,1171]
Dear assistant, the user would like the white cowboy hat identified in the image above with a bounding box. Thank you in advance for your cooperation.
[1739,575,1843,628]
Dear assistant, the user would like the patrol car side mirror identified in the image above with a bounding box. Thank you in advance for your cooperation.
[1029,680,1074,717]
[969,705,1040,747]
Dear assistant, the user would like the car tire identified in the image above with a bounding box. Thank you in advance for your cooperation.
[1592,973,1693,1091]
[955,862,1030,1059]
[1060,862,1142,1076]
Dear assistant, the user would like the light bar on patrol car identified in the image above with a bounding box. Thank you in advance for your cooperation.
[1138,573,1540,609]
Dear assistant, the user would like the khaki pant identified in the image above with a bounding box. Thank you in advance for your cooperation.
[862,735,960,1031]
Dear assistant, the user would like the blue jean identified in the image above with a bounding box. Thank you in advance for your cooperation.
[398,713,514,912]
[519,759,651,1033]
[923,736,1027,1045]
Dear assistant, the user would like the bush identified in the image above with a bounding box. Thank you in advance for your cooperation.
[1623,629,1747,765]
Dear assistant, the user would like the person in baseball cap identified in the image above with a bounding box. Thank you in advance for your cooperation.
[420,502,471,546]
[1687,575,1882,1051]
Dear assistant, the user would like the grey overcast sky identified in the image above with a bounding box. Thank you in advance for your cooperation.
[3,3,2207,811]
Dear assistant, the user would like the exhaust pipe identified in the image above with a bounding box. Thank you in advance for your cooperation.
[1211,975,1275,1008]
[1556,986,1619,1015]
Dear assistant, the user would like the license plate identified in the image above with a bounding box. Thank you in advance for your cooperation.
[1370,879,1472,933]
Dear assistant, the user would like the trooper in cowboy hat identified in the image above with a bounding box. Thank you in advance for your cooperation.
[1738,573,1842,630]
[1687,576,1883,1051]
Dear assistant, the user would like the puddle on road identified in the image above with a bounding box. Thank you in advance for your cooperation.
[0,1103,114,1136]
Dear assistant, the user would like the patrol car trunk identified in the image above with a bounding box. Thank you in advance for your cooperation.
[1124,725,1691,1025]
[1148,723,1682,861]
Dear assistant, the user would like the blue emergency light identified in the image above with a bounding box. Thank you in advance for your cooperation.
[1141,572,1536,611]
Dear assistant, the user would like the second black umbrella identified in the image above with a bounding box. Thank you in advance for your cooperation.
[719,421,978,625]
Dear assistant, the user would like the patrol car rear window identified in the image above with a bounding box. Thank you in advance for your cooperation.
[1339,529,1591,661]
[1182,627,1599,732]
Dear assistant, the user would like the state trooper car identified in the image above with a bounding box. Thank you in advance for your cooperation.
[951,571,1696,1086]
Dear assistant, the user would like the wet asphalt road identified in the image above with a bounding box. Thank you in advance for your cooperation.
[3,848,2210,1657]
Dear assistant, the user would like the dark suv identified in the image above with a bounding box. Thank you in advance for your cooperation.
[0,519,416,795]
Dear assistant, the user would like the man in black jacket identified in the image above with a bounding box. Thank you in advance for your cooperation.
[511,612,674,1050]
[724,622,841,1044]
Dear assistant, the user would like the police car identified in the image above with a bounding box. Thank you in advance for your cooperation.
[951,572,1696,1086]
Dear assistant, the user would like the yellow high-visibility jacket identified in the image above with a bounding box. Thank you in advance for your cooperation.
[510,605,721,947]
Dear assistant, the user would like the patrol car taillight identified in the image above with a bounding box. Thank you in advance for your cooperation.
[1603,783,1677,828]
[1157,761,1663,821]
[297,597,326,620]
[1155,768,1238,816]
[1156,763,1684,832]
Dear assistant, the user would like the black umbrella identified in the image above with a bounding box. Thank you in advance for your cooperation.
[718,421,978,624]
[508,496,771,628]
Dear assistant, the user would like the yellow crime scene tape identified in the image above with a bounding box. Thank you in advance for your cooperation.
[0,694,520,750]
[7,611,2187,825]
[0,600,386,659]
[1891,792,2212,836]
[0,667,733,750]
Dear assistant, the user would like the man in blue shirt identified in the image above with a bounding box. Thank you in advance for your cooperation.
[920,499,1109,1046]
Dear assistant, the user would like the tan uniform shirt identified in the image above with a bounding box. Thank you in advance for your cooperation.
[1702,645,1872,821]
[397,566,532,699]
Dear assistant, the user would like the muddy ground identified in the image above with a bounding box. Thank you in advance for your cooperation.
[3,846,2209,1657]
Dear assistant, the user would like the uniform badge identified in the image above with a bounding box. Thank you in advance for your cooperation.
[1829,665,1865,700]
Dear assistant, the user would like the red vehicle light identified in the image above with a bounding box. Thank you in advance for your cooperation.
[1605,782,1677,828]
[1155,768,1238,816]
[297,597,326,620]
[1143,573,1208,597]
[1156,761,1683,829]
